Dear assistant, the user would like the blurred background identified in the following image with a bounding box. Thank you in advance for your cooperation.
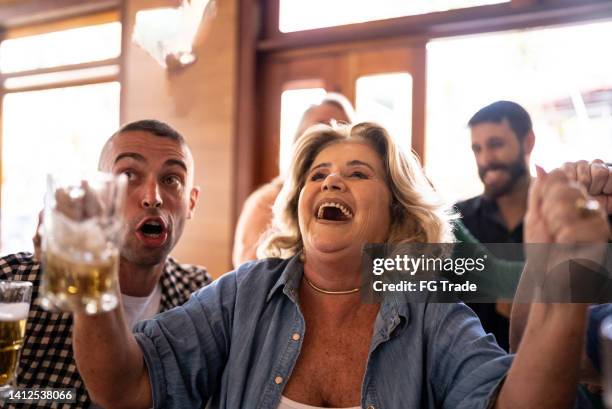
[0,0,611,278]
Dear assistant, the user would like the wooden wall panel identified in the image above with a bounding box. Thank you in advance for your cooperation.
[122,0,238,279]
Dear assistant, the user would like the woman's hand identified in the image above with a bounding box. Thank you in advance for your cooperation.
[523,165,609,302]
[525,165,609,245]
[560,159,612,214]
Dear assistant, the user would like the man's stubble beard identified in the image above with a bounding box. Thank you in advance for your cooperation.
[120,235,172,267]
[479,149,529,200]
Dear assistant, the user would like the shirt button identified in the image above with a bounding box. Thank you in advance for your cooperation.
[274,376,283,384]
[292,333,301,341]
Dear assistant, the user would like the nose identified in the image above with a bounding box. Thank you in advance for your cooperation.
[141,178,163,208]
[322,173,346,192]
[478,147,496,169]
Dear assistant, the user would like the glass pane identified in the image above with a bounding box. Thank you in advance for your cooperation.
[356,73,412,156]
[426,21,612,204]
[0,22,121,74]
[279,0,508,33]
[279,88,326,173]
[1,82,120,254]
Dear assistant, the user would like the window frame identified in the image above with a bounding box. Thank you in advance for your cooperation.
[260,0,612,51]
[0,9,122,250]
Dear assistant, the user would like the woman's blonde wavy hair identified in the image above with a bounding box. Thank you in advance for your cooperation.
[258,122,455,259]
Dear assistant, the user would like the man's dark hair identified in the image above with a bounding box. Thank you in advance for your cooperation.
[468,100,533,141]
[115,119,185,143]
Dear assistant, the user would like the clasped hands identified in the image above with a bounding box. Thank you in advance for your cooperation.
[524,160,611,301]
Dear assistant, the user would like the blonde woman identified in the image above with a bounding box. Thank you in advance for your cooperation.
[232,93,355,267]
[73,123,608,409]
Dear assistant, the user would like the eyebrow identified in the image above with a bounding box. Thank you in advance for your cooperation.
[114,154,187,173]
[347,160,375,172]
[310,160,375,172]
[164,158,188,173]
[114,152,145,164]
[310,162,331,171]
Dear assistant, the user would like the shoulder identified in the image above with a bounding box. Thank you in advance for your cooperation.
[0,252,40,281]
[454,195,484,217]
[192,257,291,302]
[234,257,289,284]
[164,257,212,288]
[244,181,282,211]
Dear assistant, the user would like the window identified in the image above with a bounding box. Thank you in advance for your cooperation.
[0,22,121,73]
[425,20,612,204]
[278,73,413,174]
[356,73,412,156]
[279,0,509,33]
[279,87,326,173]
[0,16,121,255]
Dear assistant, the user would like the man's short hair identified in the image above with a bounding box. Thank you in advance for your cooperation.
[468,100,533,141]
[114,119,185,143]
[98,120,188,170]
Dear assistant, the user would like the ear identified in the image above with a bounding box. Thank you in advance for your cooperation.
[187,186,201,219]
[523,130,535,155]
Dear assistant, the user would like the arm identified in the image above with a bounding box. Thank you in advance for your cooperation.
[232,181,281,267]
[73,306,152,409]
[513,302,608,384]
[453,220,523,298]
[74,273,236,409]
[511,160,612,358]
[499,167,610,408]
[498,303,588,409]
[426,301,588,409]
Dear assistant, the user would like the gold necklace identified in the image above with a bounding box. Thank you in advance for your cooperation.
[303,276,360,295]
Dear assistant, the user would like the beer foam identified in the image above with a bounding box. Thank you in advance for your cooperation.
[0,302,29,321]
[47,212,110,255]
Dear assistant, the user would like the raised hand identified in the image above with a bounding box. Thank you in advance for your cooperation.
[526,166,609,245]
[560,160,612,214]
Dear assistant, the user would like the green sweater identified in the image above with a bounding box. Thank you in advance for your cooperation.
[452,220,523,299]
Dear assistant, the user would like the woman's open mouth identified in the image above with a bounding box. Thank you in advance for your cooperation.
[315,200,354,222]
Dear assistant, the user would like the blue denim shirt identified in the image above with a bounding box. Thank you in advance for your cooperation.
[134,256,512,409]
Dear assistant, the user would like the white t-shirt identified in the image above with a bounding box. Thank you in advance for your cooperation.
[121,283,162,329]
[277,396,359,409]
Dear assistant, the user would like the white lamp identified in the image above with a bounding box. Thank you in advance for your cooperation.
[132,0,215,70]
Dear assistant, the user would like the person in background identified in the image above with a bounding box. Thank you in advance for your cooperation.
[232,93,355,267]
[454,100,535,351]
[0,119,211,408]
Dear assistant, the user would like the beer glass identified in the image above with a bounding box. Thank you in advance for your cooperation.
[0,281,32,397]
[40,172,126,315]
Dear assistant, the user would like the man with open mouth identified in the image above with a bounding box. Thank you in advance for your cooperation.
[0,119,211,408]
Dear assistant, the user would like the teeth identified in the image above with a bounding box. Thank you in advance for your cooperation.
[317,202,353,219]
[146,221,161,227]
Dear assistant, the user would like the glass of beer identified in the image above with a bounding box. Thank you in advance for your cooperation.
[40,172,126,315]
[0,281,31,398]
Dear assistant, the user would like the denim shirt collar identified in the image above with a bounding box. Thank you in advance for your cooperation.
[265,254,304,303]
[265,254,410,341]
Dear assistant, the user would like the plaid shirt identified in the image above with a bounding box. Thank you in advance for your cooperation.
[0,252,211,408]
